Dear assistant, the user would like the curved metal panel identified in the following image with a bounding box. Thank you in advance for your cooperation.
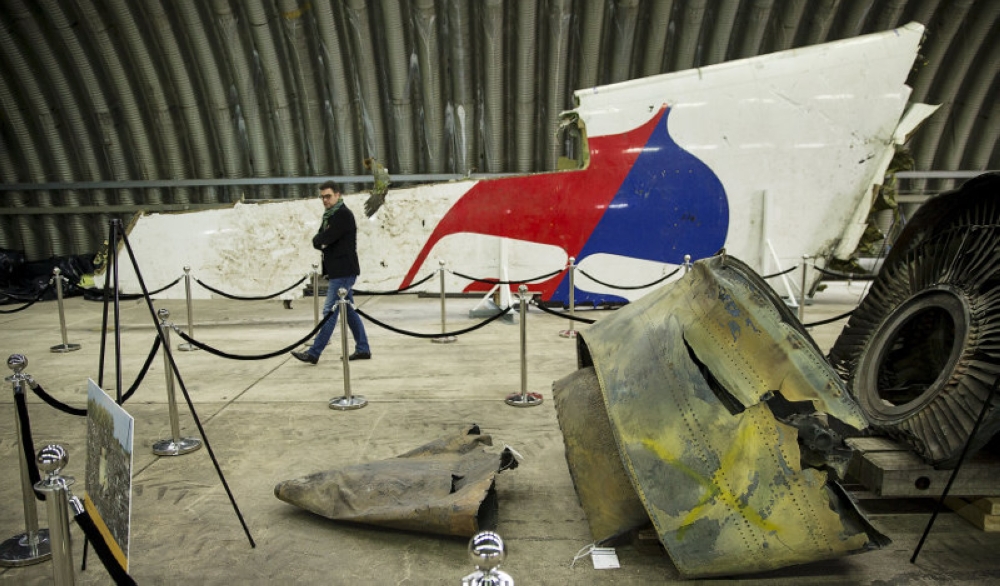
[312,0,361,178]
[379,0,417,175]
[447,0,477,175]
[568,255,882,577]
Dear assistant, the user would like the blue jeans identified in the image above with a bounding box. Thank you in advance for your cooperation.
[308,275,370,357]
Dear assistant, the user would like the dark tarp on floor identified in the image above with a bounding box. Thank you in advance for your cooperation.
[0,248,96,303]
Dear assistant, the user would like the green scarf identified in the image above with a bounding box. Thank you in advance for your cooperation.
[320,200,344,231]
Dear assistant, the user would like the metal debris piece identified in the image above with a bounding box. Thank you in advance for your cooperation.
[555,255,887,578]
[829,172,1000,468]
[363,157,391,217]
[274,424,517,537]
[553,366,648,545]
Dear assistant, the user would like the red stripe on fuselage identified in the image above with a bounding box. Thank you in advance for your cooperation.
[400,108,666,287]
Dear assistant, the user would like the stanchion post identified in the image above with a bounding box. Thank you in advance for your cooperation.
[330,288,368,410]
[34,445,76,586]
[152,309,202,456]
[559,257,577,339]
[49,268,81,353]
[683,254,692,274]
[177,266,198,351]
[462,531,514,586]
[312,263,320,328]
[1,354,52,567]
[433,259,457,344]
[505,285,543,407]
[799,255,809,323]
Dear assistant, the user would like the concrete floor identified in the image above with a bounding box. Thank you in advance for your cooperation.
[2,280,1000,585]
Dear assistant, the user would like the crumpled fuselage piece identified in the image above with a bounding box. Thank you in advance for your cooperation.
[556,255,886,578]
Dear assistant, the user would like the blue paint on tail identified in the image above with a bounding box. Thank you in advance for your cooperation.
[551,108,729,304]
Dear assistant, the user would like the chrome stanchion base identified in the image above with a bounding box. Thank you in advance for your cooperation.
[329,395,368,410]
[0,530,52,567]
[177,343,199,352]
[152,437,203,456]
[49,343,81,353]
[504,392,543,407]
[558,329,578,338]
[431,336,457,344]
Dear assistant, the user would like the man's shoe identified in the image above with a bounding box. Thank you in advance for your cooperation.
[348,351,372,361]
[291,350,318,364]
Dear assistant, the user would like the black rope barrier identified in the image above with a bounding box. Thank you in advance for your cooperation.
[87,278,185,300]
[0,283,53,313]
[762,266,797,279]
[29,337,162,417]
[812,265,874,281]
[145,275,184,296]
[73,508,137,585]
[193,274,309,301]
[30,383,87,417]
[118,335,162,403]
[84,278,183,301]
[803,309,855,328]
[577,266,681,290]
[531,300,597,324]
[172,312,334,360]
[354,271,436,295]
[14,392,46,501]
[356,305,513,339]
[449,267,565,286]
[84,287,144,301]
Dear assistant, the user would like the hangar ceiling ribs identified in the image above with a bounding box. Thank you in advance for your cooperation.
[0,0,997,260]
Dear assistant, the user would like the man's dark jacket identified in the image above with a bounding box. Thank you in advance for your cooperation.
[313,204,361,279]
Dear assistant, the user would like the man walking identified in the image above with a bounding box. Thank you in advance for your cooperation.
[292,181,371,364]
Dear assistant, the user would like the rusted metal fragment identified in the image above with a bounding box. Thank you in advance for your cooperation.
[553,366,649,544]
[559,255,886,577]
[274,425,516,537]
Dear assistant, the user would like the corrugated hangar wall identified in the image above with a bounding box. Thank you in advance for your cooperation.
[0,0,998,261]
